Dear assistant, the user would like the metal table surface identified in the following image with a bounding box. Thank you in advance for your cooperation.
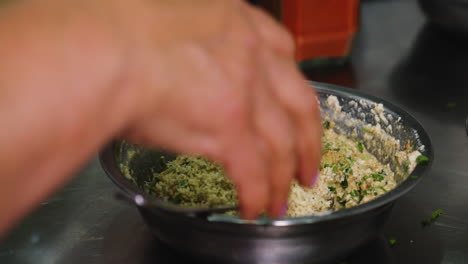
[2,0,468,263]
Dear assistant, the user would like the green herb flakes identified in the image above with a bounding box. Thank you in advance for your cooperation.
[340,176,349,189]
[362,127,371,133]
[143,155,237,208]
[378,186,387,192]
[421,209,443,227]
[389,238,397,247]
[447,102,457,109]
[431,209,443,220]
[323,120,331,129]
[357,141,364,153]
[362,170,386,182]
[402,160,410,173]
[371,173,385,181]
[416,155,429,165]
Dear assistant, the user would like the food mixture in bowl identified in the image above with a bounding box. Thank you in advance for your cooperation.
[142,155,237,208]
[123,125,421,217]
[287,124,417,217]
[121,96,424,217]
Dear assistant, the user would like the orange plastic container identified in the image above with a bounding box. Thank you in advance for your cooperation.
[282,0,360,61]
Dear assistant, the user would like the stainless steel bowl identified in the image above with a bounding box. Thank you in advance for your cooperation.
[100,82,433,264]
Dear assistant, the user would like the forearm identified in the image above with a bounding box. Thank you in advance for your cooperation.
[0,1,134,236]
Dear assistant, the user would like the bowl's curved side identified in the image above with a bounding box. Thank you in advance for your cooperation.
[99,81,433,263]
[137,203,393,264]
[99,81,433,226]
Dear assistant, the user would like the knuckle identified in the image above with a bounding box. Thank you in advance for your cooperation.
[271,133,294,163]
[222,97,248,123]
[242,30,262,52]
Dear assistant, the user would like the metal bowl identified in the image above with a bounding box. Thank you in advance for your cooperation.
[100,82,433,264]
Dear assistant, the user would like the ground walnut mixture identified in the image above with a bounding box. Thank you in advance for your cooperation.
[288,124,405,217]
[143,156,237,208]
[136,122,420,217]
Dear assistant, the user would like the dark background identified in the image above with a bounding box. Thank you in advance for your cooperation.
[2,0,468,263]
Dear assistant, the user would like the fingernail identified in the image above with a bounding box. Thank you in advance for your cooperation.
[310,171,319,187]
[280,203,288,216]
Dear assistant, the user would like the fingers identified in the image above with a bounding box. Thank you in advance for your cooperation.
[266,56,322,187]
[244,4,321,188]
[221,128,270,220]
[250,68,296,217]
[123,0,321,220]
[242,3,296,58]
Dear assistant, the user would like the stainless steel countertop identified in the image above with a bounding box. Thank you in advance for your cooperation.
[2,0,468,263]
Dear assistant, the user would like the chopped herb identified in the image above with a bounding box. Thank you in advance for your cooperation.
[323,120,331,129]
[338,198,347,206]
[431,209,443,220]
[322,142,332,153]
[361,186,387,196]
[377,186,387,192]
[371,173,385,181]
[389,238,397,247]
[357,141,364,153]
[402,160,410,173]
[343,166,353,175]
[447,102,457,109]
[322,164,333,169]
[362,127,371,133]
[177,180,188,187]
[340,176,349,189]
[173,194,183,204]
[410,175,418,179]
[421,209,443,227]
[332,166,339,174]
[328,186,337,193]
[416,155,429,165]
[350,190,358,197]
[363,171,386,182]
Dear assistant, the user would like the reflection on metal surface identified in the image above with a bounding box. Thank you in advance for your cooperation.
[466,115,468,135]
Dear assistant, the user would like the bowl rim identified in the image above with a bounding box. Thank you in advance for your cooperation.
[99,81,434,226]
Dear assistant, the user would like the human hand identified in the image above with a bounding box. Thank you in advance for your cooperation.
[104,0,322,218]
